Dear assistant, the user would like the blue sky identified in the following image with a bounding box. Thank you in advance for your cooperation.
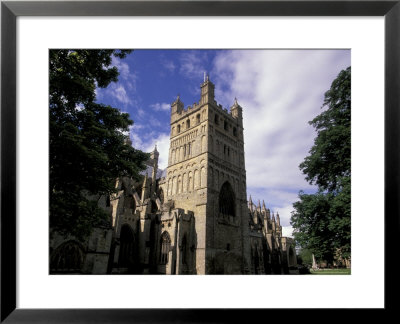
[96,49,351,237]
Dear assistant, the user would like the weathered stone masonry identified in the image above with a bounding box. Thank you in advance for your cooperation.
[50,77,297,274]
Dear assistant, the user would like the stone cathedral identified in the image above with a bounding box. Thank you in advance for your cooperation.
[49,77,297,275]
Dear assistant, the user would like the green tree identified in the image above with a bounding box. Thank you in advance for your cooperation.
[50,50,148,239]
[291,67,351,263]
[297,248,313,267]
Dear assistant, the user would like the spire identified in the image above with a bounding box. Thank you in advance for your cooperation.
[257,200,261,211]
[171,94,184,115]
[262,200,267,211]
[200,75,215,104]
[230,96,243,121]
[276,212,281,226]
[248,195,254,211]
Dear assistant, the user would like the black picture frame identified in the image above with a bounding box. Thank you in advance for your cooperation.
[1,0,399,322]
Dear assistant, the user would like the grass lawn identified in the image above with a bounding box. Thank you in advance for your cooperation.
[309,268,351,275]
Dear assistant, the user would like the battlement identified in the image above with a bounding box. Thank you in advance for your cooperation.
[170,77,242,125]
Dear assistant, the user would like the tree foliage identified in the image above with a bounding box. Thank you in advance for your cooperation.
[291,67,351,263]
[50,50,149,239]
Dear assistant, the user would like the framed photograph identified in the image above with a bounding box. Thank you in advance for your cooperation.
[1,0,398,322]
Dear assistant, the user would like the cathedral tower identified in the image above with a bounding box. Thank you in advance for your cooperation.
[165,77,249,274]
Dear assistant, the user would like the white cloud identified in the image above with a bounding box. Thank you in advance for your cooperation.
[282,226,294,238]
[179,51,207,80]
[130,123,171,171]
[213,49,350,217]
[163,60,176,73]
[150,102,171,112]
[112,84,131,105]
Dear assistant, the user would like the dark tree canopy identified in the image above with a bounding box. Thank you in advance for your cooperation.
[50,50,149,239]
[300,67,351,193]
[291,67,351,263]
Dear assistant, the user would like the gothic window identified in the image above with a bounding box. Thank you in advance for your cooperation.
[188,172,193,192]
[160,231,171,265]
[172,176,177,194]
[50,240,84,273]
[233,127,238,137]
[224,120,228,131]
[168,179,172,196]
[188,143,191,156]
[183,173,188,193]
[194,169,200,189]
[215,114,219,125]
[196,114,201,125]
[118,224,135,267]
[178,175,182,193]
[186,119,190,129]
[200,167,206,187]
[219,181,235,217]
[177,124,181,133]
[201,135,206,152]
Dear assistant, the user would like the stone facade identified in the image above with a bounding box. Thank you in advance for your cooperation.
[50,77,296,275]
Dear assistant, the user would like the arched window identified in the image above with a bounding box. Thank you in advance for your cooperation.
[196,114,201,125]
[177,124,181,133]
[186,119,190,129]
[233,127,238,137]
[194,169,199,189]
[119,224,135,267]
[224,120,228,131]
[200,167,206,187]
[160,231,171,265]
[50,240,84,273]
[215,114,219,125]
[201,135,206,152]
[219,181,235,217]
[188,171,193,192]
[178,175,182,193]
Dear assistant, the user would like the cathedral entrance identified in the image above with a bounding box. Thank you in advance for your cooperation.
[118,224,136,272]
